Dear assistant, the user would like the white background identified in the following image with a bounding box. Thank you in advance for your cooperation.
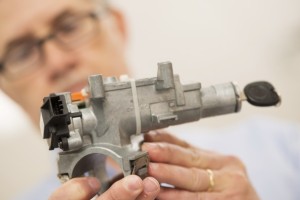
[1,0,300,199]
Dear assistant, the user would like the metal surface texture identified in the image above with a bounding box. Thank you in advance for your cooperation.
[40,61,279,193]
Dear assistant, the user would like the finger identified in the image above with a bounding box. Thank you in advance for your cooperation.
[144,130,190,148]
[136,177,160,200]
[158,187,222,200]
[142,142,226,169]
[49,177,100,200]
[145,130,220,155]
[97,175,143,200]
[148,163,223,192]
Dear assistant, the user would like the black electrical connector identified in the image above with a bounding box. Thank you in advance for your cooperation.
[41,94,71,150]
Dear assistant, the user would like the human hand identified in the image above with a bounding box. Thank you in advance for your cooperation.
[49,175,159,200]
[143,130,260,200]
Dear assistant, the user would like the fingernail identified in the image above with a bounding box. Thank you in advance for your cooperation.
[148,163,158,172]
[148,130,158,137]
[142,143,158,152]
[87,177,101,192]
[143,177,159,193]
[125,175,143,191]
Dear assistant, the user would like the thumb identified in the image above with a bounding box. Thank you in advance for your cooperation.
[49,177,100,200]
[98,175,143,200]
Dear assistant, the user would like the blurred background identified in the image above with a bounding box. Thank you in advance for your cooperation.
[1,0,299,199]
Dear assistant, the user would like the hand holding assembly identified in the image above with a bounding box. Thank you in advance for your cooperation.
[143,130,260,200]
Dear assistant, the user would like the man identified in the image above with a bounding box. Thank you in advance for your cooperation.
[0,0,272,199]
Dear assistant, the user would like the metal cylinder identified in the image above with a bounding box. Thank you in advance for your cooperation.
[200,82,242,118]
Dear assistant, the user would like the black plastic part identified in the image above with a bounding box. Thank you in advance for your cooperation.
[41,94,78,150]
[244,81,280,107]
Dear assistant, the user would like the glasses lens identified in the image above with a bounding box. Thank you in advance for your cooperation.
[55,14,96,47]
[5,42,40,78]
[1,13,98,80]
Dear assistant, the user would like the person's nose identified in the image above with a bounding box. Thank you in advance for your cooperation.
[42,41,77,81]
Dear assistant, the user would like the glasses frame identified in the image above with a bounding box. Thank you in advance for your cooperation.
[0,12,99,77]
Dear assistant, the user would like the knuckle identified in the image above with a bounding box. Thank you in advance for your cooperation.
[222,191,237,200]
[190,168,203,191]
[222,188,248,200]
[224,155,240,164]
[221,186,249,200]
[157,143,172,155]
[147,143,169,161]
[224,155,246,170]
[229,171,249,191]
[232,172,247,184]
[190,149,202,165]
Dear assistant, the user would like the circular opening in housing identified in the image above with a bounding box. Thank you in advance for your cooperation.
[72,153,123,191]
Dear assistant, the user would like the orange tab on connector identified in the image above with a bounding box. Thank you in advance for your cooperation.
[71,92,85,102]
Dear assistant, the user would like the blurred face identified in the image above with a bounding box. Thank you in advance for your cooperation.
[0,0,128,124]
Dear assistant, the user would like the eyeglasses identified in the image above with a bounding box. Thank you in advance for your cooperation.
[0,12,100,80]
